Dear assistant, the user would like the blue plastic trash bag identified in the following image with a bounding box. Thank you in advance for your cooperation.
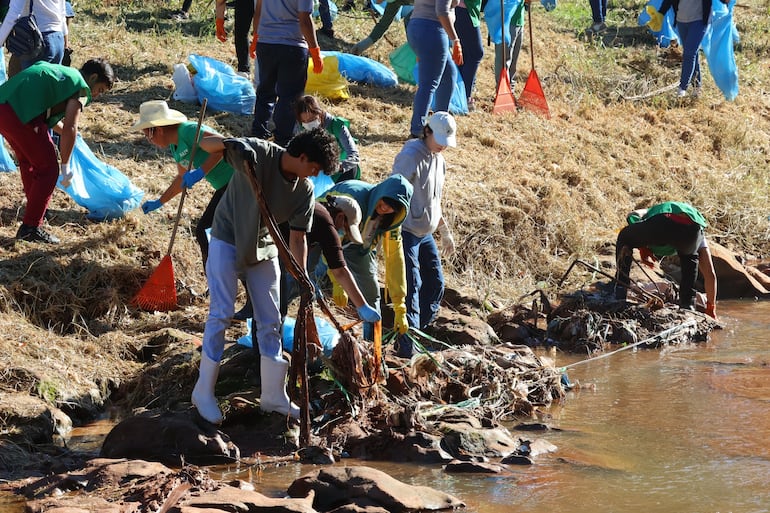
[59,134,144,221]
[238,315,340,357]
[389,43,417,85]
[0,47,17,173]
[371,0,413,21]
[310,172,335,198]
[637,0,679,48]
[701,0,738,101]
[413,60,469,115]
[323,51,398,88]
[313,0,338,20]
[188,54,256,115]
[484,0,520,45]
[540,0,557,12]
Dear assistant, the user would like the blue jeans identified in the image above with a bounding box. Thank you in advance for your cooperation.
[402,230,444,329]
[454,7,483,100]
[252,43,308,147]
[677,19,706,91]
[21,30,65,69]
[319,0,333,30]
[407,17,455,136]
[589,0,606,23]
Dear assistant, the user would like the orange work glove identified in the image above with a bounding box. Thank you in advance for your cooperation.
[705,301,717,320]
[215,18,227,42]
[249,33,258,59]
[451,39,463,66]
[638,247,658,268]
[309,46,323,74]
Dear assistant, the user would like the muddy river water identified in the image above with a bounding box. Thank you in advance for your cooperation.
[15,300,770,512]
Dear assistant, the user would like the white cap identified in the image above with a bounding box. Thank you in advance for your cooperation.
[426,111,457,148]
[325,195,363,244]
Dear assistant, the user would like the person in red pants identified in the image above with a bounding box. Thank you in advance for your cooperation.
[0,58,114,243]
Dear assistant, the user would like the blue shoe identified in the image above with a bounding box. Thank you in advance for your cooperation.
[395,335,413,358]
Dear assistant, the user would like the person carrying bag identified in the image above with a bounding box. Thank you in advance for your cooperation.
[2,0,43,61]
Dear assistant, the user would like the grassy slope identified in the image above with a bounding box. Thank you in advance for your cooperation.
[0,0,768,421]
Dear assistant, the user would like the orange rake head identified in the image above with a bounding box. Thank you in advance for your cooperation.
[518,69,550,119]
[493,69,518,114]
[132,255,178,312]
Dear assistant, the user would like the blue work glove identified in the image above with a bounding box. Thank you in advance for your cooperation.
[182,167,206,188]
[541,0,557,11]
[141,199,163,214]
[356,304,381,323]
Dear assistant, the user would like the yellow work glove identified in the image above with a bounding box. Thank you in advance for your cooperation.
[392,304,409,335]
[328,271,348,307]
[645,6,663,32]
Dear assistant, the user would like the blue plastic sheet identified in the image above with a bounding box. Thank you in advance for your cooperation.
[59,134,144,221]
[371,0,413,21]
[238,315,340,356]
[323,51,398,87]
[483,0,520,45]
[188,54,256,115]
[310,172,335,198]
[701,0,739,101]
[637,0,679,48]
[0,47,18,173]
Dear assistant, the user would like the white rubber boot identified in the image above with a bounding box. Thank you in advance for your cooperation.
[259,356,300,418]
[191,353,223,424]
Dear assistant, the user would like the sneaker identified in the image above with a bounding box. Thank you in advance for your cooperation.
[318,27,335,39]
[676,88,687,98]
[341,0,355,11]
[586,22,607,34]
[169,10,189,21]
[467,97,476,112]
[692,85,702,98]
[16,224,60,244]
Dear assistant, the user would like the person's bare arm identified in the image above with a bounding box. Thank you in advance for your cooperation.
[298,11,319,48]
[289,229,309,276]
[330,266,367,308]
[57,98,84,166]
[253,0,262,36]
[699,244,718,316]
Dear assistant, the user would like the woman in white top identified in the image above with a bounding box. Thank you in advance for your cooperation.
[0,0,68,69]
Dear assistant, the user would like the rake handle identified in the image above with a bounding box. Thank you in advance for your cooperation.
[166,98,208,256]
[527,0,535,70]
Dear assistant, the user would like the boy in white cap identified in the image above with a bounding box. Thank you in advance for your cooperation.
[390,111,456,357]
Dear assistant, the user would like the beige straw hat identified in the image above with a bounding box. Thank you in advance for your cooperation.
[132,100,187,130]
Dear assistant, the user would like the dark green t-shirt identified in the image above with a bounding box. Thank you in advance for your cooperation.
[0,62,90,126]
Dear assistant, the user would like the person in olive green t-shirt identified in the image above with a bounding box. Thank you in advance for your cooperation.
[0,58,114,244]
[132,100,234,273]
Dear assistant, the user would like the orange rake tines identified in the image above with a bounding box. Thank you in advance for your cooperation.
[517,1,550,118]
[132,255,177,311]
[132,99,208,312]
[492,0,518,115]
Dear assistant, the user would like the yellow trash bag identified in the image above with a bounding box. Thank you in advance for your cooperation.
[305,55,350,101]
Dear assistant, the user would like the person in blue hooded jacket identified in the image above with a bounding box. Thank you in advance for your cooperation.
[320,175,414,341]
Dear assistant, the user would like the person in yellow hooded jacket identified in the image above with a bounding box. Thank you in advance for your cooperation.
[320,175,413,342]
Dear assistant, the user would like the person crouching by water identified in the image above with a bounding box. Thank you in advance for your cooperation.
[614,201,718,320]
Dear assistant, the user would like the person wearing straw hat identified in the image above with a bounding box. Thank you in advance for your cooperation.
[0,58,114,243]
[132,100,260,319]
[390,111,456,357]
[278,195,381,322]
[191,129,339,423]
[615,201,718,320]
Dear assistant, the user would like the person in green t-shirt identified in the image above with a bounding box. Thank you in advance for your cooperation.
[615,201,718,320]
[133,100,234,271]
[0,58,114,244]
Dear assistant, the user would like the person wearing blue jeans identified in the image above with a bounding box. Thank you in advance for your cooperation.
[0,0,68,69]
[252,0,323,147]
[454,0,483,107]
[406,0,462,138]
[318,0,334,37]
[587,0,607,34]
[657,0,728,96]
[391,112,457,357]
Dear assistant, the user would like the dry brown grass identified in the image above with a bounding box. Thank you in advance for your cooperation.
[0,0,768,416]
